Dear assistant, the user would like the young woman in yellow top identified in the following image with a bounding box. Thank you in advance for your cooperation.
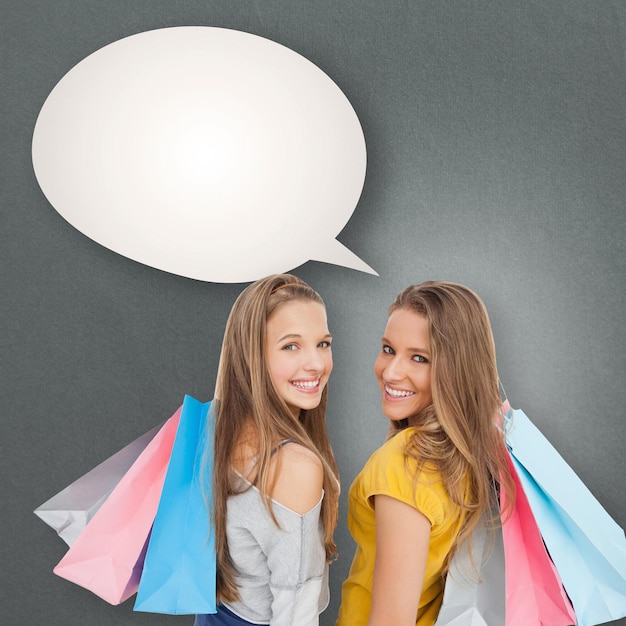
[336,281,515,626]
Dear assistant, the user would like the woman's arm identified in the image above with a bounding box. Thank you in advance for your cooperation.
[367,494,431,626]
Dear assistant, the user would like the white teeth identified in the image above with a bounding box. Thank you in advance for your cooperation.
[385,385,414,398]
[292,379,319,389]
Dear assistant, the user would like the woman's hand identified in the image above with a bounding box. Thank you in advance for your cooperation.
[367,495,431,626]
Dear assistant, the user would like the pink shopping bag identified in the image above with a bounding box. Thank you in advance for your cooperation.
[501,453,576,626]
[53,405,182,605]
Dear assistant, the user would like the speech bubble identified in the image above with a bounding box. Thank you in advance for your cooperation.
[32,26,375,282]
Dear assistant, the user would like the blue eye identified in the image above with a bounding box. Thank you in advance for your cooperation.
[282,344,297,351]
[319,340,332,349]
[412,354,428,363]
[382,345,394,355]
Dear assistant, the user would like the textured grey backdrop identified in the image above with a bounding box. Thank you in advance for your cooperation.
[2,1,625,624]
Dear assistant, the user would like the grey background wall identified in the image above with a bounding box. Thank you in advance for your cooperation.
[2,1,625,624]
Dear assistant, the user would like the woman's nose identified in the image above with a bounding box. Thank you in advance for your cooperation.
[383,356,405,381]
[303,348,325,371]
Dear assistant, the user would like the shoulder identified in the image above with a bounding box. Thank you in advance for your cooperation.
[357,432,409,496]
[357,428,447,524]
[270,443,324,515]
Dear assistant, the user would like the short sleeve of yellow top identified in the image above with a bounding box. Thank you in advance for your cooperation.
[336,427,466,626]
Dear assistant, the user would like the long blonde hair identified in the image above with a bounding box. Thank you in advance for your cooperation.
[212,274,339,602]
[388,281,514,574]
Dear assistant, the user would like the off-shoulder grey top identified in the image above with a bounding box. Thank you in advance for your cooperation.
[222,475,329,626]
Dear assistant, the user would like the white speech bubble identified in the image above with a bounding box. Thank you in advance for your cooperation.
[32,26,375,282]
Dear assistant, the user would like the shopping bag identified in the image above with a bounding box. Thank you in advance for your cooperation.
[53,405,182,604]
[134,395,216,615]
[501,454,575,626]
[34,423,162,546]
[506,407,626,626]
[434,521,505,625]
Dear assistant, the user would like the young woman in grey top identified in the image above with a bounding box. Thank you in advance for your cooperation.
[195,274,340,626]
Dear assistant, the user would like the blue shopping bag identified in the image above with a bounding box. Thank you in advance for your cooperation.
[505,407,626,626]
[134,395,216,615]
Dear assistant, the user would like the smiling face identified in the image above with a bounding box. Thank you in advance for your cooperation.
[265,299,333,416]
[374,307,433,424]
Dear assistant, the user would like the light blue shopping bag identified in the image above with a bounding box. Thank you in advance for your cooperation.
[134,395,216,615]
[505,407,626,626]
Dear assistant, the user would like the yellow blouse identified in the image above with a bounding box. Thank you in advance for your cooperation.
[336,427,465,626]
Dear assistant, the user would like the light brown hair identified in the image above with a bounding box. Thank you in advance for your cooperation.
[212,274,339,602]
[388,281,514,575]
